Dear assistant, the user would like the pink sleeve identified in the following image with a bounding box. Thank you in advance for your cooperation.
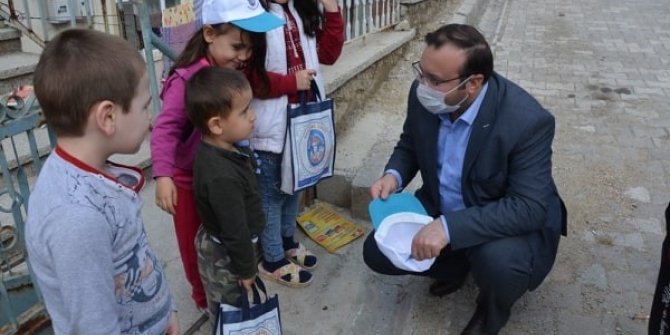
[150,75,189,178]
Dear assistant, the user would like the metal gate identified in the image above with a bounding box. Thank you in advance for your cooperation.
[0,93,54,334]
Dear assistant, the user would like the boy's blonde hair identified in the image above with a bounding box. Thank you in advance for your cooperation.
[34,29,145,137]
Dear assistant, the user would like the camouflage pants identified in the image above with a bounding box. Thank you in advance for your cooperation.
[195,226,243,324]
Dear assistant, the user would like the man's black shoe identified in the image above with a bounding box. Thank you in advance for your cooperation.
[461,305,488,335]
[428,278,465,297]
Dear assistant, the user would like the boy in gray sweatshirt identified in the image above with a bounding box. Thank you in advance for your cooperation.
[25,29,178,334]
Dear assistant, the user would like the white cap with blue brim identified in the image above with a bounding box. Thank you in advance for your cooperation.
[369,193,436,272]
[202,0,285,33]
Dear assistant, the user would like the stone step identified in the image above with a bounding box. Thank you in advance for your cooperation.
[0,51,39,94]
[317,109,392,210]
[0,28,21,55]
[321,29,415,130]
[315,29,425,220]
[318,98,423,220]
[313,29,415,214]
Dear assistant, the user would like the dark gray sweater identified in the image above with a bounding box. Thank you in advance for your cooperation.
[192,141,265,278]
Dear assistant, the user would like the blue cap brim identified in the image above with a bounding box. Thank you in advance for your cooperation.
[369,193,428,230]
[230,12,285,33]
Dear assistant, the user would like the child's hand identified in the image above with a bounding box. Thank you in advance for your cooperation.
[320,0,339,12]
[295,69,316,90]
[238,276,256,291]
[164,311,180,335]
[155,177,178,215]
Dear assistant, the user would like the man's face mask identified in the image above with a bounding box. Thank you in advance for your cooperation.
[416,76,472,114]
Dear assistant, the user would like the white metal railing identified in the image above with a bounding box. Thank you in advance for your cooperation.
[339,0,400,42]
[0,0,400,47]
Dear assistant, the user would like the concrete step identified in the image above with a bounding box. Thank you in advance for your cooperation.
[0,51,39,94]
[321,29,415,131]
[317,96,424,220]
[316,108,393,210]
[0,28,21,55]
[314,26,415,211]
[316,30,425,220]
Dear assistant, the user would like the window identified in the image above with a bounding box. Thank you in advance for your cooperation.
[144,0,182,12]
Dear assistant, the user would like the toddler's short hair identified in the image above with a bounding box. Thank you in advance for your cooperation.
[186,67,251,135]
[34,29,145,137]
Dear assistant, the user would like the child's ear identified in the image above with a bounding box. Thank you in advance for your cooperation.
[203,25,216,43]
[207,116,225,136]
[92,100,119,136]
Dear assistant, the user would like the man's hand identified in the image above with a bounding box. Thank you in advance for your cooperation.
[411,218,448,261]
[164,311,179,335]
[369,173,398,200]
[155,177,178,215]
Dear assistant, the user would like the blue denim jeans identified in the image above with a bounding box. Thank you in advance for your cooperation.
[255,151,301,263]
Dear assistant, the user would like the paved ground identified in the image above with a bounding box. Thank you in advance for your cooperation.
[138,0,670,333]
[484,0,670,333]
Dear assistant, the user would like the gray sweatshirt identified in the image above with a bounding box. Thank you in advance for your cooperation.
[25,147,173,334]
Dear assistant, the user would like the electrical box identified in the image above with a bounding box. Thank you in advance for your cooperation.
[47,0,87,23]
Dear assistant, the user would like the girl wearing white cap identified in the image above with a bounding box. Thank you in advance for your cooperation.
[150,0,283,310]
[248,0,344,287]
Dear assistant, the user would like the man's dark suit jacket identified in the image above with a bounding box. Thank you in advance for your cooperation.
[387,73,567,289]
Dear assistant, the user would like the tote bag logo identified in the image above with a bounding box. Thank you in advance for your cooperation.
[296,119,332,176]
[306,129,326,166]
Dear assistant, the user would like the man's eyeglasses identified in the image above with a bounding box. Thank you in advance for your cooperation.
[412,61,465,87]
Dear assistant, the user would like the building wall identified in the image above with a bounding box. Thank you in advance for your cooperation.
[13,0,172,53]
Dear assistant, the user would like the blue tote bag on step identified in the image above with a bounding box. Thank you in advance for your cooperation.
[280,81,336,194]
[214,278,282,335]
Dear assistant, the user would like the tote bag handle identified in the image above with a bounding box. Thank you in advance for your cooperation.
[298,80,323,106]
[236,277,270,320]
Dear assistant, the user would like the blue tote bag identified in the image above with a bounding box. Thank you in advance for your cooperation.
[214,278,282,335]
[280,81,336,194]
